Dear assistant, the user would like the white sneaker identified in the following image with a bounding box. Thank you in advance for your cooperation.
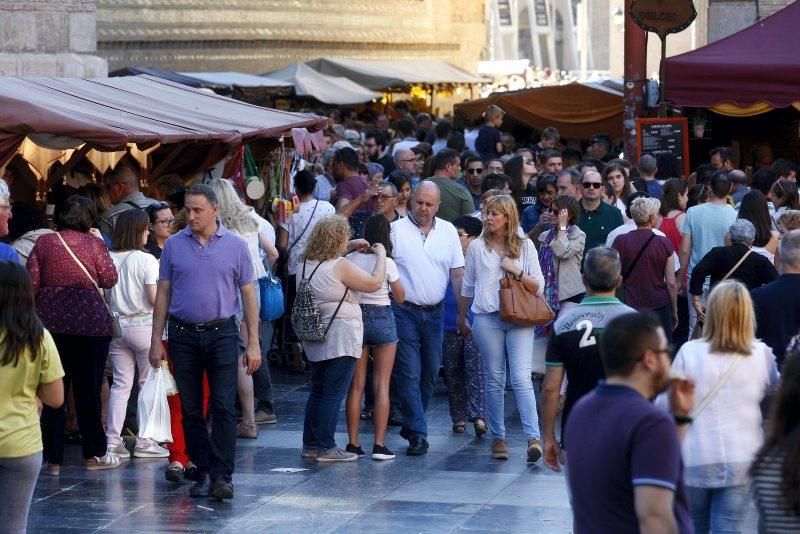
[133,443,170,458]
[107,443,130,459]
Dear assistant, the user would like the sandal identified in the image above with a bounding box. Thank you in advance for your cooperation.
[473,419,488,437]
[85,453,123,471]
[452,421,467,433]
[360,410,373,421]
[42,462,60,476]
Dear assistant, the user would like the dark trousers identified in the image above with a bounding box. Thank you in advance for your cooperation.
[302,357,356,450]
[651,303,674,344]
[168,318,239,480]
[253,320,275,413]
[42,334,111,463]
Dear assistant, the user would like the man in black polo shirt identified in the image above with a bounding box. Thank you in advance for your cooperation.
[541,247,634,472]
[577,170,623,252]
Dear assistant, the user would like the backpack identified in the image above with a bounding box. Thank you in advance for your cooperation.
[291,260,349,342]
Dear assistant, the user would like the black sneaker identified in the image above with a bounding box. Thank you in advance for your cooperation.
[345,443,365,457]
[406,436,429,456]
[371,444,395,461]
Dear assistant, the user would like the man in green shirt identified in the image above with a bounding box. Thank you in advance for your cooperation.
[577,170,624,253]
[425,149,475,223]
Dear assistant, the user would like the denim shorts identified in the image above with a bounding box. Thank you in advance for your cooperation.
[361,304,398,347]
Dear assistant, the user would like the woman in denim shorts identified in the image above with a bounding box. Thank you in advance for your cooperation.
[345,214,406,460]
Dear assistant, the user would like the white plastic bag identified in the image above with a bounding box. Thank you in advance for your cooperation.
[138,367,173,443]
[160,360,179,396]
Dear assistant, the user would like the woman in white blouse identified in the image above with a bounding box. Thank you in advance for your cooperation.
[461,195,545,463]
[669,280,779,533]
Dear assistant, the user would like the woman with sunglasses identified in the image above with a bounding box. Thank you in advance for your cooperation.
[504,154,538,215]
[144,202,173,259]
[535,195,586,326]
[769,179,800,223]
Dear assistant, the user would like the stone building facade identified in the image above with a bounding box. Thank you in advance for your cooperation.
[96,0,486,73]
[0,0,107,76]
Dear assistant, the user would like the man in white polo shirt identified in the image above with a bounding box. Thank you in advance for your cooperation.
[390,181,467,455]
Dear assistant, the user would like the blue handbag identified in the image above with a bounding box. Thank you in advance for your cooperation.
[259,272,285,321]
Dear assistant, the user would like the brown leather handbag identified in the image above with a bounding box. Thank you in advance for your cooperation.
[498,274,555,326]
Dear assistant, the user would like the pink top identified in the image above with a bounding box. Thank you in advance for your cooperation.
[27,230,118,337]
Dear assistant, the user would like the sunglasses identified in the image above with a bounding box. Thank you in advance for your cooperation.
[465,168,484,174]
[582,182,603,189]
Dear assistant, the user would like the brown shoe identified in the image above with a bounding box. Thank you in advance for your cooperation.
[236,423,258,439]
[491,438,509,460]
[527,437,543,463]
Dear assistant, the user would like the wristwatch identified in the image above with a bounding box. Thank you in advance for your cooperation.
[559,225,567,232]
[674,415,693,425]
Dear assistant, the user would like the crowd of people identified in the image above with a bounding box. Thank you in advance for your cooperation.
[1,104,800,532]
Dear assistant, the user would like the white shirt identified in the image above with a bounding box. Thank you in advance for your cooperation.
[605,220,681,271]
[280,199,336,275]
[666,340,779,488]
[249,211,276,270]
[390,216,464,305]
[349,252,400,306]
[107,250,159,319]
[462,237,545,315]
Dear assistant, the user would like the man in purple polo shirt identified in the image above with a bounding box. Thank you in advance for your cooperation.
[565,311,696,534]
[149,184,261,501]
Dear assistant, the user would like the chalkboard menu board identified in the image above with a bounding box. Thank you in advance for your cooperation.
[636,118,690,177]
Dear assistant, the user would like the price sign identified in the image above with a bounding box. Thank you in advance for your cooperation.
[636,118,690,177]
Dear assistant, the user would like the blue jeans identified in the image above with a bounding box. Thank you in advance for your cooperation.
[391,302,445,439]
[303,356,357,450]
[472,312,540,440]
[686,484,751,534]
[168,318,239,480]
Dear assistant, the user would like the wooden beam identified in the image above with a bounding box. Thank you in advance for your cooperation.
[148,143,186,181]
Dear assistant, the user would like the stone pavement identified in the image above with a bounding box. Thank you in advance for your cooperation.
[26,369,757,533]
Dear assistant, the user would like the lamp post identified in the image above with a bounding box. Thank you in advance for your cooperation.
[623,0,647,159]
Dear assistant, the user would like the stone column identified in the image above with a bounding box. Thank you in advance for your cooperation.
[0,0,107,77]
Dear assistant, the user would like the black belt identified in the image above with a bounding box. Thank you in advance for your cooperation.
[169,316,234,332]
[401,301,442,312]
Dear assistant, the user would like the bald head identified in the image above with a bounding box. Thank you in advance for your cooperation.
[582,169,601,182]
[411,180,441,227]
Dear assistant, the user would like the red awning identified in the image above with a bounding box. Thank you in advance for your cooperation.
[0,75,327,167]
[665,2,800,108]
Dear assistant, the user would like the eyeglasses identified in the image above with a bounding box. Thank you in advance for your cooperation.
[465,168,484,174]
[155,218,174,227]
[376,194,396,201]
[582,182,603,189]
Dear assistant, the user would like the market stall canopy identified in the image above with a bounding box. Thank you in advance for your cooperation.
[179,71,292,89]
[263,63,381,105]
[108,66,227,92]
[454,82,623,140]
[304,58,485,91]
[665,2,800,116]
[0,75,327,176]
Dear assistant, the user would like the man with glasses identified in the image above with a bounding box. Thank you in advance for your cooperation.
[458,156,486,210]
[565,311,695,534]
[374,182,400,222]
[0,178,20,262]
[577,170,623,252]
[425,149,474,223]
[98,157,159,238]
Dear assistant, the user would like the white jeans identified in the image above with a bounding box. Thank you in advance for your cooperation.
[106,319,153,448]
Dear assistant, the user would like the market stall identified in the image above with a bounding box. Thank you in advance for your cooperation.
[454,81,624,140]
[262,62,381,105]
[0,75,326,202]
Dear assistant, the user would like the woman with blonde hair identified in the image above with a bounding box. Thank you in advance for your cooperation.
[668,280,779,533]
[461,195,545,463]
[298,214,387,462]
[207,178,279,439]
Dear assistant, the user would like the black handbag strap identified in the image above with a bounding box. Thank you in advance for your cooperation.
[623,232,657,280]
[289,201,319,254]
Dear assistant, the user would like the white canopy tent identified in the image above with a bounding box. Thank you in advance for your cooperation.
[263,63,381,105]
